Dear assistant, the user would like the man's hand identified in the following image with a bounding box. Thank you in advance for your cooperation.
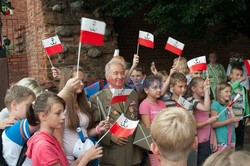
[111,134,128,146]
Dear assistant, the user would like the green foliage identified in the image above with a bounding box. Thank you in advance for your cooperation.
[82,0,250,44]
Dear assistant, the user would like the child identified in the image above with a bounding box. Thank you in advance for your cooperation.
[187,70,203,84]
[162,72,187,107]
[172,57,189,76]
[2,85,36,166]
[55,65,109,163]
[229,66,249,150]
[186,77,218,165]
[150,107,196,166]
[139,75,166,166]
[211,82,240,151]
[26,92,103,166]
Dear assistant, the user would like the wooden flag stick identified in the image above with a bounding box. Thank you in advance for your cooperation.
[206,70,210,95]
[136,43,139,55]
[76,42,82,77]
[47,55,54,68]
[96,129,110,145]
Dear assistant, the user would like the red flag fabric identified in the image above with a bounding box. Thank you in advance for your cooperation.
[165,37,185,56]
[244,60,250,76]
[187,56,207,72]
[110,114,139,137]
[138,30,154,48]
[80,17,106,46]
[110,89,133,106]
[42,36,63,56]
[228,94,240,107]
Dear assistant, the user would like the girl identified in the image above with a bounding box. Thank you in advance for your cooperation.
[211,82,240,151]
[139,75,166,166]
[186,77,218,165]
[55,66,109,163]
[26,92,103,166]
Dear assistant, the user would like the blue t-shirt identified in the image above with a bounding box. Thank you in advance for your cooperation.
[211,101,236,144]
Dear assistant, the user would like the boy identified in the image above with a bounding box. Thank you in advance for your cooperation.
[162,72,187,107]
[150,107,196,166]
[2,85,36,166]
[229,66,249,150]
[187,70,203,84]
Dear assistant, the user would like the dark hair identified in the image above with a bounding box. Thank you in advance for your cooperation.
[186,77,204,97]
[134,66,146,75]
[143,75,162,89]
[231,66,243,73]
[27,92,65,126]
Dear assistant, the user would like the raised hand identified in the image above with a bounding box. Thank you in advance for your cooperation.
[51,67,62,80]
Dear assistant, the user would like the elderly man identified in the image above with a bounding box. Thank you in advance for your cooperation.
[90,59,142,166]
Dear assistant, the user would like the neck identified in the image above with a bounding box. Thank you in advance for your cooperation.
[146,96,158,104]
[161,158,187,166]
[210,62,216,65]
[172,93,180,102]
[8,111,17,120]
[193,93,202,100]
[40,122,54,136]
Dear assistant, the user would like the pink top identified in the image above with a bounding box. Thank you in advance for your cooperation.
[26,131,68,166]
[194,109,211,143]
[139,99,166,123]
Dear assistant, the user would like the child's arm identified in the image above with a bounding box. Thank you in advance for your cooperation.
[161,67,176,95]
[228,107,239,128]
[124,54,139,84]
[212,129,218,152]
[196,115,218,129]
[58,77,80,101]
[196,78,211,112]
[88,119,110,137]
[141,115,150,128]
[150,62,158,75]
[211,110,239,128]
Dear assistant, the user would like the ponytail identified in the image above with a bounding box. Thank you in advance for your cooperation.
[26,104,39,126]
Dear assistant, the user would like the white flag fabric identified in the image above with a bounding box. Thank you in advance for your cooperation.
[177,96,192,110]
[42,36,63,56]
[165,37,185,56]
[187,56,207,72]
[138,30,154,48]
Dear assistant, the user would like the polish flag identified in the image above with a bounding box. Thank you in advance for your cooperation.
[243,60,250,76]
[110,89,133,106]
[165,37,185,56]
[80,17,106,46]
[228,94,240,107]
[138,30,154,48]
[177,96,192,110]
[187,56,207,72]
[110,114,139,137]
[42,36,63,56]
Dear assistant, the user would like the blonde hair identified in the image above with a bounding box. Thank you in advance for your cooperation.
[203,147,250,166]
[58,65,93,131]
[16,77,44,97]
[150,107,196,161]
[173,57,189,75]
[4,85,36,110]
[215,82,232,105]
[170,72,187,86]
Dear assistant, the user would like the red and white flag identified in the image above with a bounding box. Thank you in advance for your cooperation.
[110,114,139,137]
[187,56,207,72]
[177,96,192,110]
[138,30,154,48]
[110,89,133,106]
[165,37,185,56]
[80,17,106,46]
[243,60,250,76]
[228,93,240,107]
[42,36,63,56]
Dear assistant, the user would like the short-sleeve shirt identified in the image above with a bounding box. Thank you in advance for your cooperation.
[139,99,166,123]
[2,119,32,166]
[211,101,236,144]
[26,131,68,166]
[188,97,210,143]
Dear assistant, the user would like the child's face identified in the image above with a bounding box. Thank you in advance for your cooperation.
[44,102,65,129]
[14,95,35,120]
[219,86,232,102]
[171,81,187,97]
[72,71,85,94]
[190,71,203,78]
[230,69,243,82]
[162,75,168,84]
[131,70,145,86]
[193,80,205,97]
[145,80,162,99]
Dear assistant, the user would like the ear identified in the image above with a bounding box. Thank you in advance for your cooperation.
[151,142,160,155]
[11,100,17,111]
[191,86,196,92]
[39,112,47,122]
[144,88,148,94]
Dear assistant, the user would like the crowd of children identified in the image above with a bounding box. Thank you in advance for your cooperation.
[0,51,249,166]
